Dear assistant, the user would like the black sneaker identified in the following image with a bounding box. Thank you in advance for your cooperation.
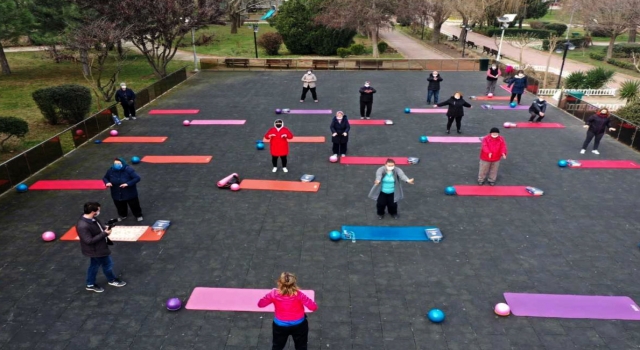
[377,215,384,220]
[446,130,450,134]
[392,214,399,220]
[86,284,104,293]
[457,130,462,134]
[488,182,496,186]
[108,279,127,287]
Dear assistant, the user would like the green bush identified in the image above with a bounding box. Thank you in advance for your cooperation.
[336,47,350,58]
[0,116,29,151]
[607,58,635,70]
[349,43,366,55]
[587,26,610,37]
[584,67,614,89]
[609,44,640,58]
[307,27,356,56]
[258,32,283,55]
[589,52,605,61]
[542,37,588,51]
[397,16,412,27]
[479,27,553,39]
[564,71,587,89]
[377,41,389,54]
[543,23,568,37]
[529,21,545,29]
[32,84,92,125]
[615,102,640,124]
[618,80,640,104]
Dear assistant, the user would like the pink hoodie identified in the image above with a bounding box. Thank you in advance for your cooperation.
[258,289,318,321]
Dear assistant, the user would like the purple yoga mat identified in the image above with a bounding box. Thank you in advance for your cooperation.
[426,136,482,143]
[504,293,640,320]
[410,109,447,113]
[189,120,246,125]
[484,105,529,110]
[285,110,332,114]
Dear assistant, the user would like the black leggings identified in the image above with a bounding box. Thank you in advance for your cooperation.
[529,112,544,122]
[582,131,604,150]
[446,115,463,131]
[272,156,287,167]
[376,192,397,216]
[113,197,142,218]
[510,93,522,104]
[332,143,347,155]
[360,101,373,117]
[301,87,317,101]
[122,102,136,117]
[272,319,308,350]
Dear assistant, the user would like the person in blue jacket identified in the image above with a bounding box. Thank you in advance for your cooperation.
[528,97,547,122]
[507,71,527,105]
[115,83,137,120]
[330,111,350,157]
[103,158,143,221]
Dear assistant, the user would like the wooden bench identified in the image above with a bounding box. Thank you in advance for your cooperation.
[266,59,293,68]
[224,58,249,68]
[490,49,499,57]
[450,35,459,41]
[466,41,478,49]
[355,60,383,69]
[482,46,492,55]
[312,59,339,70]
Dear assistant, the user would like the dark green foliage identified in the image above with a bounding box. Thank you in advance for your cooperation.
[543,23,568,37]
[564,71,587,89]
[32,85,92,125]
[524,0,549,21]
[529,21,545,29]
[377,41,388,54]
[307,27,356,55]
[0,117,29,150]
[607,58,636,70]
[337,47,350,58]
[618,80,640,104]
[589,52,605,61]
[475,28,553,39]
[349,44,365,55]
[615,102,640,124]
[564,68,614,89]
[29,0,80,46]
[258,32,283,55]
[588,26,611,37]
[397,16,412,27]
[608,44,640,58]
[542,37,588,51]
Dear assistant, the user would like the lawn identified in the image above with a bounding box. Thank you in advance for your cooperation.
[0,52,186,159]
[526,11,630,43]
[554,45,640,78]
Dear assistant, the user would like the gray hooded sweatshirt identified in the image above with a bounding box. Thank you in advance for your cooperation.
[368,166,410,203]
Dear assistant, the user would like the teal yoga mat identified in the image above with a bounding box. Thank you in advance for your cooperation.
[341,226,441,241]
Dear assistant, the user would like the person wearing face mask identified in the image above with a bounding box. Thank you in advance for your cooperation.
[507,70,527,105]
[426,71,443,104]
[478,127,508,186]
[330,111,350,157]
[580,108,616,155]
[103,157,143,222]
[115,82,137,120]
[486,63,501,95]
[528,97,547,122]
[264,119,294,172]
[300,70,318,103]
[359,81,377,119]
[435,91,472,134]
[368,159,415,220]
[77,202,127,293]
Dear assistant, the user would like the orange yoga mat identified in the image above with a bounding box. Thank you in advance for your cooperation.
[60,226,166,241]
[239,179,320,192]
[141,156,212,163]
[103,137,167,143]
[263,136,325,143]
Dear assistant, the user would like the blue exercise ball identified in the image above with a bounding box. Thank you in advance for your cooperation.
[256,141,265,150]
[404,107,411,114]
[16,184,28,193]
[329,230,341,241]
[427,309,445,323]
[445,186,456,196]
[558,160,568,167]
[509,102,517,108]
[131,156,141,164]
[166,298,182,311]
[94,140,102,144]
[420,136,428,143]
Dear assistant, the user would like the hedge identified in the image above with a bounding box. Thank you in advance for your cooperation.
[589,52,605,61]
[542,37,588,51]
[475,27,553,39]
[32,84,92,125]
[606,58,636,70]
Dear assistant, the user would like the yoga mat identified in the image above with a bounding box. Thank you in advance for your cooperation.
[500,85,512,92]
[60,225,166,241]
[503,293,640,320]
[471,96,511,101]
[426,136,482,143]
[569,160,640,169]
[453,185,539,197]
[141,156,212,164]
[408,108,447,113]
[340,156,410,165]
[186,287,316,312]
[263,136,325,143]
[511,123,565,128]
[149,109,200,115]
[482,105,529,110]
[341,226,439,241]
[102,137,167,143]
[189,120,246,125]
[285,109,332,114]
[350,120,388,125]
[239,179,320,192]
[29,180,105,190]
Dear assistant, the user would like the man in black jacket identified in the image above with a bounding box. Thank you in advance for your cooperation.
[77,202,126,293]
[115,82,136,120]
[426,71,443,104]
[359,81,377,119]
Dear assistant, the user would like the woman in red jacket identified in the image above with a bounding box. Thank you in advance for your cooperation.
[478,127,508,186]
[258,272,318,350]
[264,119,294,173]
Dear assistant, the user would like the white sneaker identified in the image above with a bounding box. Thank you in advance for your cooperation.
[332,154,338,158]
[272,167,277,172]
[282,167,288,173]
[592,150,600,155]
[131,117,137,120]
[124,117,130,121]
[580,149,586,154]
[341,154,346,157]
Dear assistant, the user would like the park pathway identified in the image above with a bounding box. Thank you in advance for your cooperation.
[379,28,451,59]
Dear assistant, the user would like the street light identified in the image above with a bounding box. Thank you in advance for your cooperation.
[249,24,259,58]
[184,18,199,72]
[555,41,576,89]
[496,14,517,62]
[460,25,472,58]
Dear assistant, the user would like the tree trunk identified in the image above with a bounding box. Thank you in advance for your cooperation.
[79,49,91,77]
[606,34,617,59]
[230,14,239,34]
[432,22,443,44]
[459,17,468,47]
[371,28,379,58]
[0,42,11,75]
[117,40,124,59]
[518,18,524,29]
[629,28,637,43]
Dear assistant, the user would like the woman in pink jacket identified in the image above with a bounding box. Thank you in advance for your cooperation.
[258,272,318,350]
[478,127,508,186]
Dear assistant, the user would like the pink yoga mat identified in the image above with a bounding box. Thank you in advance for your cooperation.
[285,110,332,114]
[454,185,538,196]
[350,120,388,125]
[570,160,640,169]
[409,108,447,113]
[426,136,482,143]
[500,85,512,92]
[189,120,246,125]
[511,123,565,128]
[185,287,316,312]
[149,109,200,114]
[483,105,529,110]
[29,180,105,190]
[504,293,640,320]
[340,156,410,165]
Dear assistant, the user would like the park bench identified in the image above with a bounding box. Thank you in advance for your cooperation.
[224,58,249,68]
[490,49,499,57]
[450,35,459,41]
[482,46,492,55]
[266,59,293,68]
[466,41,478,49]
[312,59,339,70]
[355,60,383,70]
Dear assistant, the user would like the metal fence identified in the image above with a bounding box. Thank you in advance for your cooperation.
[0,67,189,195]
[200,58,484,71]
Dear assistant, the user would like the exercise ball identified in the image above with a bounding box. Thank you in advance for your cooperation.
[16,184,28,193]
[166,298,182,311]
[329,155,338,163]
[256,141,265,150]
[503,122,512,128]
[558,160,568,167]
[230,183,240,191]
[42,231,56,242]
[488,93,494,98]
[131,156,141,164]
[329,230,342,241]
[275,108,282,114]
[509,102,517,108]
[75,129,84,136]
[494,303,511,316]
[404,107,411,114]
[183,120,190,126]
[419,136,428,143]
[94,140,102,144]
[445,186,456,196]
[427,309,445,323]
[110,130,119,136]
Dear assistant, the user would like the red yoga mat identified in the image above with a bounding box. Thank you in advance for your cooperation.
[60,225,166,241]
[240,179,320,192]
[454,185,539,197]
[29,180,106,190]
[102,137,167,143]
[149,109,200,114]
[186,287,316,312]
[340,157,409,165]
[511,123,565,128]
[570,160,640,169]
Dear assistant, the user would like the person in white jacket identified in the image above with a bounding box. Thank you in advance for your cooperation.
[300,70,318,102]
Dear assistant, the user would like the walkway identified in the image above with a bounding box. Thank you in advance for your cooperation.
[379,28,451,59]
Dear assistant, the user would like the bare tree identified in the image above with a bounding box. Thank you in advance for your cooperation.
[543,34,560,88]
[575,0,635,59]
[507,32,539,65]
[632,52,640,73]
[427,0,453,44]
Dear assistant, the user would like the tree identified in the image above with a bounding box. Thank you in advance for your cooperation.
[0,0,34,75]
[575,0,635,59]
[516,0,548,29]
[542,34,560,88]
[427,0,452,44]
[0,116,28,151]
[29,0,81,62]
[508,32,539,65]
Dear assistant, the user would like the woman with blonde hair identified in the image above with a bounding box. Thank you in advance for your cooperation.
[258,272,318,350]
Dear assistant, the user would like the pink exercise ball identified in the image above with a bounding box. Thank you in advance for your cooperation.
[329,155,338,163]
[183,120,190,126]
[487,93,493,98]
[503,122,512,128]
[230,184,240,191]
[42,231,56,242]
[110,130,119,136]
[75,129,84,136]
[494,303,511,316]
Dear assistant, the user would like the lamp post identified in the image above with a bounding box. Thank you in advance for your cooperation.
[250,24,259,58]
[555,41,576,89]
[191,27,199,72]
[421,16,427,40]
[496,24,508,62]
[461,25,472,58]
[496,14,517,62]
[565,3,577,40]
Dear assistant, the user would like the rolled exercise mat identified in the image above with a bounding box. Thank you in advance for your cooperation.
[503,293,640,320]
[341,226,441,241]
[425,136,482,143]
[141,156,212,164]
[188,120,246,125]
[149,109,200,114]
[102,137,167,143]
[239,179,320,192]
[453,185,541,197]
[186,287,316,312]
[509,122,565,128]
[407,108,447,113]
[263,136,325,143]
[340,156,410,165]
[60,225,166,241]
[285,109,332,114]
[567,160,640,169]
[29,180,106,190]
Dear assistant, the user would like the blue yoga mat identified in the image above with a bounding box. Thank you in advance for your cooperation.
[341,226,441,241]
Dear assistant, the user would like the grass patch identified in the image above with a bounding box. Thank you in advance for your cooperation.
[551,45,640,78]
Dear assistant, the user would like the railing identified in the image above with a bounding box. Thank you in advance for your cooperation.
[0,67,189,196]
[557,92,640,151]
[590,103,624,112]
[538,88,617,96]
[511,65,570,78]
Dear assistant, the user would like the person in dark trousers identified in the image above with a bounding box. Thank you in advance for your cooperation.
[264,119,294,172]
[478,128,508,186]
[359,81,376,119]
[258,272,318,350]
[486,63,501,95]
[426,71,443,104]
[330,111,350,157]
[435,91,472,134]
[115,82,136,120]
[507,71,527,105]
[77,202,126,293]
[368,159,414,220]
[581,108,616,155]
[528,97,547,122]
[300,70,318,102]
[103,158,143,222]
